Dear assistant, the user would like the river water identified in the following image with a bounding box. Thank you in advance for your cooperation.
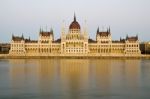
[0,59,150,99]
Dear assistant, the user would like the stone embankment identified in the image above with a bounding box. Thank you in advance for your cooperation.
[0,54,150,59]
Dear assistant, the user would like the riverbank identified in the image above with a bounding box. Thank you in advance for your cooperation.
[0,54,150,59]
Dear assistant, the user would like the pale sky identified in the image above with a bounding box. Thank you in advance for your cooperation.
[0,0,150,42]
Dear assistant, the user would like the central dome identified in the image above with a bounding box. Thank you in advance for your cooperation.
[69,14,80,29]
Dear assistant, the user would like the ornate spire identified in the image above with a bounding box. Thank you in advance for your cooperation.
[107,28,109,33]
[126,34,128,39]
[108,26,110,33]
[84,19,87,34]
[61,20,65,35]
[46,25,48,31]
[21,33,24,40]
[12,33,14,40]
[29,36,30,41]
[74,13,76,22]
[136,34,138,40]
[39,27,42,36]
[40,27,42,32]
[97,27,99,33]
[50,28,53,33]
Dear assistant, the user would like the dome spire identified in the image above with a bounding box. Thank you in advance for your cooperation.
[74,13,76,22]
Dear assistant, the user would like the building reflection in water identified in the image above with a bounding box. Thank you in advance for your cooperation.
[89,59,111,95]
[140,59,150,96]
[8,58,142,98]
[36,59,57,95]
[124,59,141,87]
[9,59,57,96]
[59,59,89,98]
[110,59,141,95]
[9,59,40,96]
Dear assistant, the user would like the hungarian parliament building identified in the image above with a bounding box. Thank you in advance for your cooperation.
[9,15,141,56]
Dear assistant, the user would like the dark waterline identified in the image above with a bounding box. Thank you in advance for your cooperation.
[0,59,150,99]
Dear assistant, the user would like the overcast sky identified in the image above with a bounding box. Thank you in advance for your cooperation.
[0,0,150,42]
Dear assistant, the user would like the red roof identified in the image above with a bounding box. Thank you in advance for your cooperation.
[97,32,110,36]
[126,36,138,41]
[40,31,53,36]
[53,38,61,43]
[69,15,80,29]
[88,38,97,43]
[12,36,24,41]
[96,27,111,36]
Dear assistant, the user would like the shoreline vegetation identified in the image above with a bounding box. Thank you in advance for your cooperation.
[0,54,150,59]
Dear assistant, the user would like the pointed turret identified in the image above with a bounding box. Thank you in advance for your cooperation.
[84,20,87,34]
[61,20,65,35]
[136,34,138,40]
[39,27,43,36]
[50,28,53,33]
[97,27,99,33]
[29,36,30,41]
[12,34,14,40]
[108,27,111,35]
[21,34,24,40]
[40,27,42,32]
[107,28,109,33]
[126,34,128,40]
[12,34,14,38]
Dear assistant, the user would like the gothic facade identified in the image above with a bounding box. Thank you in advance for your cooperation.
[9,15,141,56]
